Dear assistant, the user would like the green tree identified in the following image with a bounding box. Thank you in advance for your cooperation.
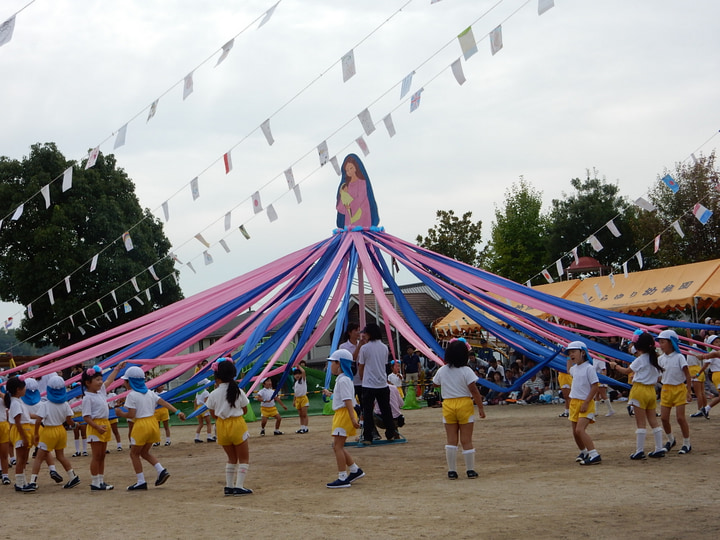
[483,177,547,283]
[0,143,183,348]
[416,210,483,266]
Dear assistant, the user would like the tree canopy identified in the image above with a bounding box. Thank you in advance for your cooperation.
[0,143,183,348]
[416,210,483,267]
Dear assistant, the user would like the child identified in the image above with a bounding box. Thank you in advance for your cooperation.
[81,362,124,490]
[256,377,287,436]
[114,366,185,490]
[194,379,215,443]
[557,370,572,417]
[107,390,123,451]
[594,358,615,417]
[324,349,363,488]
[71,399,88,457]
[657,330,692,454]
[292,365,310,434]
[565,341,601,465]
[28,375,81,490]
[0,382,10,485]
[6,377,33,491]
[695,334,720,418]
[609,332,664,459]
[388,360,404,398]
[153,385,172,447]
[205,358,253,496]
[432,338,485,480]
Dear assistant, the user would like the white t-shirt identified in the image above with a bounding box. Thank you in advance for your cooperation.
[659,351,689,385]
[82,385,109,419]
[38,401,73,427]
[629,353,661,385]
[206,383,250,419]
[332,373,356,411]
[195,389,210,407]
[569,362,599,400]
[359,340,390,389]
[257,387,276,407]
[9,397,31,424]
[339,340,361,386]
[594,360,607,375]
[294,378,307,397]
[0,397,7,422]
[388,372,403,388]
[433,365,477,399]
[125,390,161,419]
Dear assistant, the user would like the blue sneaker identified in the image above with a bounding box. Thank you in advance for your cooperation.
[347,468,365,483]
[326,478,351,489]
[233,487,253,495]
[579,454,602,466]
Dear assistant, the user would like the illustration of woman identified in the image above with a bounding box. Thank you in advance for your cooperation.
[335,154,379,229]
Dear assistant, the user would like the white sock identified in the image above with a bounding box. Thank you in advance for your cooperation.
[136,472,145,484]
[30,474,38,483]
[564,409,569,415]
[68,469,76,478]
[16,473,25,486]
[607,401,615,412]
[154,462,164,474]
[74,439,80,452]
[166,437,171,444]
[683,438,691,447]
[49,465,57,473]
[225,463,237,487]
[98,474,104,485]
[588,449,599,458]
[581,448,588,457]
[82,439,88,452]
[236,463,248,488]
[462,448,476,471]
[338,471,348,481]
[635,428,646,453]
[652,426,664,451]
[667,433,675,445]
[445,445,458,472]
[91,474,101,487]
[348,463,359,474]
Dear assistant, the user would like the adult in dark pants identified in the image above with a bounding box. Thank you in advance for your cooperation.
[357,323,399,443]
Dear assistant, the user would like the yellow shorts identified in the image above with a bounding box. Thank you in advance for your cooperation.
[72,413,86,426]
[38,425,68,451]
[660,383,689,408]
[569,398,596,423]
[216,416,249,446]
[712,371,720,391]
[0,421,10,444]
[394,385,405,399]
[109,418,118,425]
[293,395,309,410]
[331,407,357,437]
[260,406,279,418]
[87,418,112,443]
[441,397,475,425]
[629,383,657,410]
[688,365,705,383]
[10,423,33,449]
[558,373,573,389]
[154,407,170,423]
[129,416,161,446]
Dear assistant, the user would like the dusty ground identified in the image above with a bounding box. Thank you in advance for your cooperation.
[3,403,719,539]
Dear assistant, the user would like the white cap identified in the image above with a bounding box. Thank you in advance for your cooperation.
[47,375,66,389]
[706,334,719,345]
[328,349,353,361]
[658,330,678,340]
[565,341,588,352]
[24,378,38,391]
[121,366,145,380]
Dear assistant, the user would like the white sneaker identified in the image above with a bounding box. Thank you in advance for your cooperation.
[605,410,615,417]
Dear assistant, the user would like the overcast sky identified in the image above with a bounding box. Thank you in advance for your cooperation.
[1,0,719,333]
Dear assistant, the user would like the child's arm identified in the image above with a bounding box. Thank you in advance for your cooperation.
[113,407,136,420]
[580,382,598,412]
[13,413,28,446]
[157,397,186,421]
[467,382,486,419]
[33,416,42,446]
[608,361,631,375]
[105,361,126,388]
[683,365,692,401]
[296,365,306,380]
[65,414,75,429]
[274,395,288,410]
[344,398,360,429]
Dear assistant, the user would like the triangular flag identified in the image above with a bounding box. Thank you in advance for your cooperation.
[219,239,231,253]
[258,1,279,28]
[606,219,621,237]
[636,251,643,269]
[145,288,151,301]
[284,168,295,189]
[41,184,51,209]
[541,268,553,284]
[162,201,169,222]
[450,58,466,85]
[239,225,250,240]
[341,49,356,82]
[114,123,127,149]
[251,192,263,214]
[85,146,100,169]
[572,247,579,265]
[634,197,656,212]
[0,219,3,231]
[96,299,103,312]
[224,212,232,231]
[672,220,685,238]
[194,233,210,248]
[608,273,616,288]
[110,289,117,303]
[490,25,503,55]
[148,265,159,281]
[190,177,200,200]
[622,261,628,278]
[134,295,144,306]
[538,0,555,16]
[260,119,274,145]
[27,303,33,319]
[123,302,132,313]
[172,272,180,285]
[330,156,341,176]
[293,185,302,204]
[122,231,133,251]
[62,166,73,192]
[11,204,23,221]
[48,288,55,306]
[112,307,118,318]
[357,108,376,136]
[170,252,183,265]
[383,114,396,137]
[183,71,194,100]
[147,99,159,122]
[90,254,99,272]
[215,39,234,66]
[81,309,87,320]
[105,312,112,322]
[203,251,213,265]
[693,203,713,224]
[457,26,478,60]
[588,234,603,252]
[131,277,140,293]
[654,235,661,253]
[555,259,564,277]
[399,71,415,100]
[582,293,590,305]
[79,326,86,336]
[356,136,369,157]
[0,15,16,48]
[64,276,71,293]
[158,281,163,295]
[266,204,278,222]
[410,88,424,112]
[317,141,329,166]
[662,174,679,193]
[593,283,603,299]
[223,151,233,174]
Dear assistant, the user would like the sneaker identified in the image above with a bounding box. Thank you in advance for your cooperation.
[155,469,170,486]
[64,476,80,489]
[2,476,10,485]
[690,410,705,418]
[82,451,88,457]
[664,439,677,452]
[605,410,615,417]
[260,429,265,437]
[126,482,148,491]
[117,446,123,451]
[15,483,36,492]
[558,411,569,417]
[575,453,586,463]
[71,452,81,457]
[296,428,308,434]
[326,478,351,488]
[347,468,365,483]
[273,430,284,436]
[678,445,692,455]
[372,432,382,441]
[90,483,114,491]
[467,470,479,479]
[447,471,459,480]
[630,451,646,460]
[517,400,527,405]
[224,487,234,496]
[702,407,710,419]
[207,436,216,442]
[626,405,634,417]
[579,455,602,465]
[648,450,666,458]
[164,441,171,446]
[9,457,16,466]
[194,438,203,443]
[152,442,160,447]
[233,487,253,495]
[49,470,63,483]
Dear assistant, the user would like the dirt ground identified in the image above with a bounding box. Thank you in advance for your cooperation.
[3,402,719,539]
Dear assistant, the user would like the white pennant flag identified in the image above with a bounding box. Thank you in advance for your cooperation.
[90,254,99,272]
[606,219,621,237]
[341,49,356,82]
[410,88,424,112]
[538,0,555,15]
[383,114,396,137]
[622,261,628,278]
[654,235,661,253]
[81,308,87,320]
[542,268,553,283]
[258,1,279,28]
[122,231,133,251]
[64,276,71,293]
[457,26,478,60]
[609,273,616,288]
[224,212,232,231]
[171,252,183,265]
[114,123,127,149]
[0,15,16,47]
[194,233,210,248]
[183,71,194,100]
[284,168,295,189]
[251,191,263,214]
[11,204,23,221]
[131,277,140,293]
[69,314,75,327]
[572,247,579,265]
[400,71,415,99]
[190,177,200,200]
[203,251,214,265]
[41,184,51,209]
[329,156,341,176]
[356,136,369,157]
[79,326,86,336]
[62,166,73,192]
[161,201,169,222]
[172,272,180,285]
[490,25,503,55]
[219,239,231,253]
[260,119,274,145]
[148,265,159,281]
[0,219,3,231]
[105,312,112,322]
[588,234,603,252]
[134,295,144,306]
[555,259,564,277]
[215,39,234,66]
[186,262,196,274]
[48,288,55,305]
[357,108,376,136]
[85,146,100,169]
[317,141,329,166]
[672,220,685,238]
[147,99,159,122]
[582,293,590,305]
[593,283,603,299]
[158,281,163,295]
[145,288,151,301]
[111,289,117,303]
[266,204,278,222]
[636,251,643,269]
[293,185,302,204]
[450,58,466,85]
[634,197,656,212]
[27,303,33,319]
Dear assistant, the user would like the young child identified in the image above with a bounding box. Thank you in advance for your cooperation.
[292,365,310,434]
[432,338,485,480]
[81,362,124,490]
[256,377,287,436]
[153,385,172,447]
[565,341,601,465]
[388,360,405,398]
[28,375,80,490]
[0,382,11,485]
[324,349,363,488]
[107,390,123,451]
[594,358,615,417]
[71,398,88,457]
[194,379,215,443]
[657,330,692,454]
[205,358,253,496]
[557,370,572,417]
[695,334,720,418]
[114,366,185,491]
[609,332,664,459]
[6,377,33,491]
